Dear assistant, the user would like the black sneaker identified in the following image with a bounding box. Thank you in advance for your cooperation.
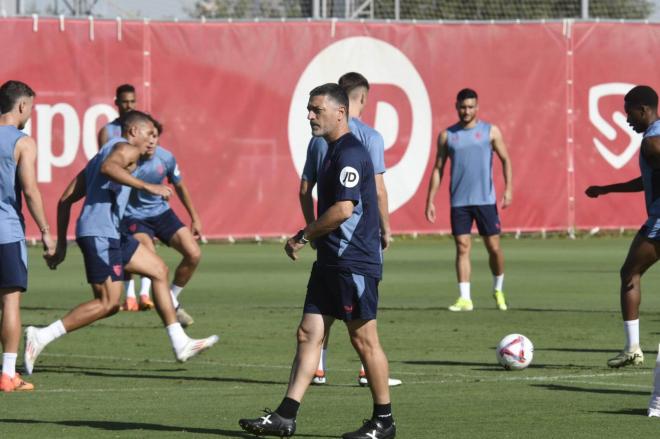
[342,419,396,439]
[239,409,296,437]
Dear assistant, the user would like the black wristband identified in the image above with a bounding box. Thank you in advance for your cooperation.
[295,229,309,245]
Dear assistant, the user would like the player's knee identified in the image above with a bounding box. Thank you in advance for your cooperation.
[184,245,202,267]
[296,324,322,345]
[151,260,169,281]
[619,265,636,282]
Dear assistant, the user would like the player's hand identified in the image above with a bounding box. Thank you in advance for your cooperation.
[585,186,605,198]
[284,237,305,261]
[41,230,56,258]
[145,183,173,200]
[381,230,392,251]
[309,240,317,250]
[425,202,436,223]
[191,218,203,240]
[502,190,513,208]
[45,246,66,270]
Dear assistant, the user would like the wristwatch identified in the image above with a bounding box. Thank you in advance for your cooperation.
[295,229,309,245]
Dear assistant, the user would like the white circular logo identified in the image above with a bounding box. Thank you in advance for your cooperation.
[339,166,360,188]
[287,36,432,213]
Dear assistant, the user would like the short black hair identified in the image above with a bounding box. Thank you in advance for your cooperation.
[456,88,478,102]
[338,72,369,96]
[625,85,658,109]
[0,80,35,114]
[309,83,349,114]
[115,83,135,98]
[149,116,164,135]
[120,110,154,135]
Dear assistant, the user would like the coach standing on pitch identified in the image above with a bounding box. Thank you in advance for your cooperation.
[239,84,395,439]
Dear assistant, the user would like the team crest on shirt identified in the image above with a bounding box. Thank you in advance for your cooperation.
[339,166,360,188]
[475,131,482,140]
[156,164,164,175]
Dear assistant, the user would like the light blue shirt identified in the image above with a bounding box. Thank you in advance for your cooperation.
[641,119,660,217]
[302,117,386,183]
[446,120,496,207]
[103,118,122,141]
[125,146,181,219]
[0,125,26,244]
[76,137,135,239]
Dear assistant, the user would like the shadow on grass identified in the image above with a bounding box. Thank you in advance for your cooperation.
[533,383,648,396]
[535,347,618,354]
[594,408,649,416]
[0,419,335,438]
[401,360,592,370]
[35,365,287,386]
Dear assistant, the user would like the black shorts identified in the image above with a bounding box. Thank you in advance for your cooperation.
[303,262,379,321]
[450,204,501,236]
[76,235,139,284]
[122,209,185,246]
[0,240,27,291]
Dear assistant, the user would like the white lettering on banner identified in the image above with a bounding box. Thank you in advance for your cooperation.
[589,82,642,169]
[33,104,117,182]
[288,36,432,213]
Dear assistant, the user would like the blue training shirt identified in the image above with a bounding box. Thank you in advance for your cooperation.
[103,118,122,141]
[124,146,181,220]
[316,132,382,279]
[76,137,135,239]
[0,125,26,244]
[641,119,660,217]
[302,117,386,183]
[446,120,496,207]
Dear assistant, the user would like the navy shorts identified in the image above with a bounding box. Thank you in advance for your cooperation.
[122,209,185,245]
[640,217,660,241]
[76,235,139,284]
[303,263,379,321]
[450,204,501,236]
[0,240,27,291]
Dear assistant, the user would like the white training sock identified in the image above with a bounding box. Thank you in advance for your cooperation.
[458,282,471,301]
[318,348,327,372]
[170,284,183,309]
[125,279,136,299]
[624,319,640,351]
[166,322,188,352]
[37,320,67,346]
[139,277,152,297]
[493,274,504,292]
[2,353,17,378]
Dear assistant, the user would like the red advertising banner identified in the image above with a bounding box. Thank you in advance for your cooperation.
[0,18,651,238]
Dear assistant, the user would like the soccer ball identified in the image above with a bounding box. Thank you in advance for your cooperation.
[496,334,533,370]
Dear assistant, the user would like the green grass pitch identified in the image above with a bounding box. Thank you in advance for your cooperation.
[4,236,660,438]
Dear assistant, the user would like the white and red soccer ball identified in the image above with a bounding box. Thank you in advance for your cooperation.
[496,334,534,370]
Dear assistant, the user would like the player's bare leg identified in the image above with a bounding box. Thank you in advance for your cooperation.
[0,289,32,392]
[168,228,202,326]
[484,234,507,310]
[449,234,473,311]
[128,232,156,310]
[608,233,660,367]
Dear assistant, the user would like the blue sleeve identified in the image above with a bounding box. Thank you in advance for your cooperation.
[166,152,182,185]
[301,138,320,182]
[334,149,364,203]
[365,131,386,174]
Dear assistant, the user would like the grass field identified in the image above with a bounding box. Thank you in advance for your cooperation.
[4,236,660,438]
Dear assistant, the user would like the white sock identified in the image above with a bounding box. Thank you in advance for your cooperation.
[654,346,660,394]
[458,282,471,300]
[125,279,136,299]
[318,348,327,372]
[37,320,67,346]
[166,322,188,352]
[493,274,504,291]
[170,284,183,309]
[624,319,640,351]
[139,277,152,297]
[2,353,17,378]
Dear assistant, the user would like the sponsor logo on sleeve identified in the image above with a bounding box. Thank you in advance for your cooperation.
[339,166,360,188]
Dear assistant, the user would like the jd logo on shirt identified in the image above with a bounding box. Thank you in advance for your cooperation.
[340,166,360,188]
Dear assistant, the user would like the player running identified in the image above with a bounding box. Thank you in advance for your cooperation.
[239,84,396,439]
[0,80,55,392]
[25,111,218,374]
[120,119,201,327]
[299,72,400,387]
[425,88,513,312]
[97,83,136,148]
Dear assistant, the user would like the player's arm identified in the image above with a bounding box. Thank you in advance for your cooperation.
[285,200,354,261]
[100,143,172,199]
[368,131,391,250]
[173,180,202,239]
[299,179,316,225]
[425,130,449,223]
[585,177,643,197]
[97,126,108,149]
[491,125,513,208]
[15,136,55,257]
[47,171,87,269]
